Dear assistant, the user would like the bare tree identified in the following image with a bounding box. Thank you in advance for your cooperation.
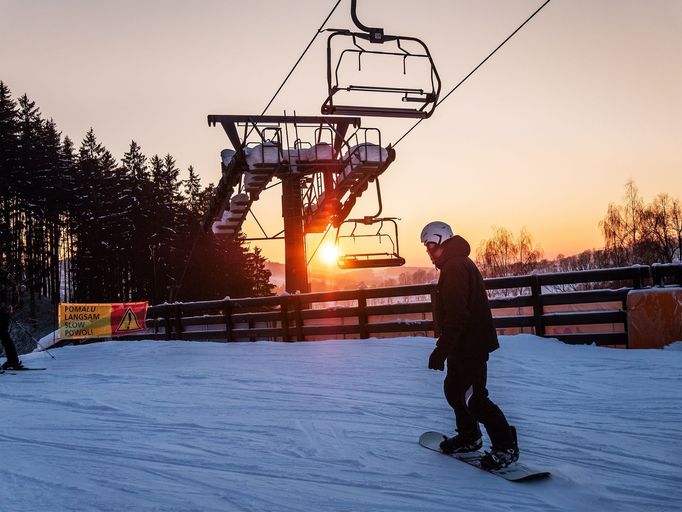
[601,182,681,264]
[672,198,682,262]
[476,227,543,278]
[640,193,679,262]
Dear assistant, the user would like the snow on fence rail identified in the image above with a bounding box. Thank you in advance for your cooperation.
[131,264,682,347]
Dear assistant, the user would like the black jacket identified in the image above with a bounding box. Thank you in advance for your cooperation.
[434,236,499,357]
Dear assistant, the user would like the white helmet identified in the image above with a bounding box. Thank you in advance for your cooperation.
[420,221,454,246]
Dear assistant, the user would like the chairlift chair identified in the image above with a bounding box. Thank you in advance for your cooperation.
[321,0,441,119]
[335,217,406,270]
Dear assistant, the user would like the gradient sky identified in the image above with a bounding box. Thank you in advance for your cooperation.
[2,0,680,269]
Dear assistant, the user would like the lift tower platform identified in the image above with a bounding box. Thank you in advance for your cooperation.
[203,115,396,294]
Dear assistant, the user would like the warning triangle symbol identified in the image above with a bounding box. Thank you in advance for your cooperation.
[117,307,142,332]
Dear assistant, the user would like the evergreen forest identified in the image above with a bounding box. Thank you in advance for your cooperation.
[0,81,273,318]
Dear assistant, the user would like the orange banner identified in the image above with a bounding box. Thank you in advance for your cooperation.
[58,302,148,339]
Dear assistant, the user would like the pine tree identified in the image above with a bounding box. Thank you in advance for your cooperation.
[15,94,46,314]
[60,136,77,302]
[120,140,153,300]
[0,82,19,266]
[33,118,64,305]
[71,129,119,301]
[183,165,202,216]
[246,245,274,296]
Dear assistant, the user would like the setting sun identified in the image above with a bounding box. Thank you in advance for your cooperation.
[319,242,340,266]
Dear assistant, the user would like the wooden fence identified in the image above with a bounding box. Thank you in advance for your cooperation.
[135,264,682,347]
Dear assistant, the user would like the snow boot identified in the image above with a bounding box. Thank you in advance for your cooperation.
[439,431,483,454]
[1,360,24,371]
[480,425,519,470]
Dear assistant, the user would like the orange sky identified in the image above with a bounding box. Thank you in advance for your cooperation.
[2,0,680,270]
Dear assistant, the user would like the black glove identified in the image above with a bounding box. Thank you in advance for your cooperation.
[428,345,448,371]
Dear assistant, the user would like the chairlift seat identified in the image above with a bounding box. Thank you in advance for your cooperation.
[321,103,431,120]
[337,253,406,270]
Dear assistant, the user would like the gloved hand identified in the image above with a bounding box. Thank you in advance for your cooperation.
[428,345,448,371]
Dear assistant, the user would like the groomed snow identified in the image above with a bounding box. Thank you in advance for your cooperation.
[2,335,681,511]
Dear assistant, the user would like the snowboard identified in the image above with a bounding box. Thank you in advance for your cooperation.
[419,431,550,482]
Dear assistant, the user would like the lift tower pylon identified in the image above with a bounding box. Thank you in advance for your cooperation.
[282,175,309,293]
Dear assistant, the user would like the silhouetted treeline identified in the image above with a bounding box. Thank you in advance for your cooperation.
[475,181,681,282]
[0,81,273,315]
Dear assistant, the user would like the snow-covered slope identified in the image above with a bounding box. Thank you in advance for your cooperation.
[2,335,681,512]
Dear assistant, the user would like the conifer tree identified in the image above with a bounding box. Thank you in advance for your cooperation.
[15,94,46,313]
[183,165,202,216]
[59,136,77,302]
[120,140,154,300]
[71,129,119,301]
[0,82,19,266]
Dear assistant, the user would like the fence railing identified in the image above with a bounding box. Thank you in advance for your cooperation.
[133,264,682,347]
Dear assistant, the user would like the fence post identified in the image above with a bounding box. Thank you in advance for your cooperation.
[163,305,172,340]
[672,263,682,286]
[430,285,441,338]
[358,290,369,339]
[633,265,644,289]
[151,307,159,335]
[174,304,183,338]
[281,297,291,342]
[651,265,662,287]
[530,274,545,337]
[248,318,256,342]
[294,296,305,341]
[223,299,233,342]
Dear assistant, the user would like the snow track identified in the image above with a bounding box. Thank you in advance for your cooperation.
[1,336,681,511]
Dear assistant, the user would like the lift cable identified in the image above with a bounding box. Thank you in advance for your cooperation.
[243,2,343,262]
[255,1,342,121]
[306,223,334,266]
[392,0,552,148]
[177,2,342,298]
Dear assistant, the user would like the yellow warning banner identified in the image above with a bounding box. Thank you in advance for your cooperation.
[58,302,148,339]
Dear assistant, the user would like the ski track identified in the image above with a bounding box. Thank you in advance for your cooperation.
[1,337,681,511]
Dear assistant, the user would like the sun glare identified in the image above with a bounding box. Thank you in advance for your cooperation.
[319,242,340,266]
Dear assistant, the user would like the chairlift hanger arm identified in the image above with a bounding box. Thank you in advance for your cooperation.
[372,179,383,219]
[350,0,385,42]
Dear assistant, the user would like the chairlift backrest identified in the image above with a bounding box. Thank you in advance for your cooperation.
[244,142,282,168]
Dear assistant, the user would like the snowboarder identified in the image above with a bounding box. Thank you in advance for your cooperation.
[421,221,518,470]
[0,265,23,370]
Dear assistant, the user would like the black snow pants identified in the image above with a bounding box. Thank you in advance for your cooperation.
[0,310,19,366]
[444,352,514,450]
